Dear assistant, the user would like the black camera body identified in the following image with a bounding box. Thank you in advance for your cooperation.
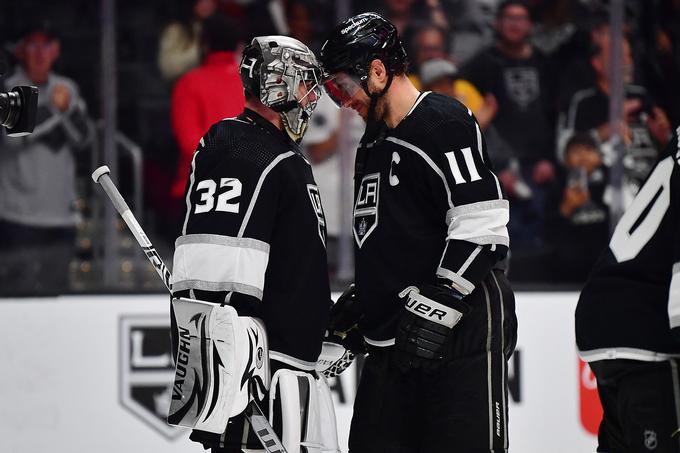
[0,85,38,137]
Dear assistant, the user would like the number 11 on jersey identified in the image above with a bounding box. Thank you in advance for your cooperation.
[446,147,481,185]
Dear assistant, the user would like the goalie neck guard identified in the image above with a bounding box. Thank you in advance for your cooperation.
[240,35,323,143]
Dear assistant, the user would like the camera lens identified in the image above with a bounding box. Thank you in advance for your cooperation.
[0,90,23,129]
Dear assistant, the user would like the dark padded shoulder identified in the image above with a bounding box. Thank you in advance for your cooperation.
[409,92,475,135]
[392,92,477,155]
[201,116,295,171]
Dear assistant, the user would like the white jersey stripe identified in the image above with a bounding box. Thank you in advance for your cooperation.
[437,266,475,295]
[386,136,454,209]
[182,149,201,235]
[457,245,482,275]
[670,262,680,329]
[405,91,430,118]
[492,271,509,449]
[483,281,494,451]
[238,151,296,237]
[175,233,270,252]
[672,360,680,451]
[579,347,680,362]
[172,236,270,299]
[491,172,503,199]
[445,200,510,247]
[474,120,484,162]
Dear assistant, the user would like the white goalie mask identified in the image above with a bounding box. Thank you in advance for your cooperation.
[240,36,324,142]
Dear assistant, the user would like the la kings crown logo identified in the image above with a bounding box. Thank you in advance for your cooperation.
[354,173,380,247]
[119,315,185,439]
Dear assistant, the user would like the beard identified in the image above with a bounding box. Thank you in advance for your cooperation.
[365,94,389,127]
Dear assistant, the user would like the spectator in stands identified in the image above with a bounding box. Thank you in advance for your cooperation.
[547,133,609,282]
[447,0,499,65]
[461,0,557,246]
[158,0,219,81]
[550,7,609,114]
[529,0,587,56]
[0,23,89,295]
[419,58,498,130]
[170,13,244,202]
[405,23,498,130]
[641,0,680,126]
[286,0,320,52]
[419,57,457,96]
[558,30,672,203]
[407,22,451,75]
[378,0,449,36]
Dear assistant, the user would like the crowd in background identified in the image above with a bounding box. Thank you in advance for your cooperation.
[0,0,679,294]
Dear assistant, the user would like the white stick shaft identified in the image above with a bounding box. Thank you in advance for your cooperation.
[93,167,172,291]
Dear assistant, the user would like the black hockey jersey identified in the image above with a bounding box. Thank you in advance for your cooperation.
[353,92,509,344]
[576,128,680,361]
[171,109,330,368]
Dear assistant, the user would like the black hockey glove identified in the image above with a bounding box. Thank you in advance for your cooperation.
[326,284,367,354]
[394,281,471,372]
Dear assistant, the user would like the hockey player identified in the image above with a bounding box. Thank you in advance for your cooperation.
[320,13,517,452]
[576,127,680,453]
[169,36,339,452]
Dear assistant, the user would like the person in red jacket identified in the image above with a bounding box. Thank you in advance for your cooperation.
[171,13,245,200]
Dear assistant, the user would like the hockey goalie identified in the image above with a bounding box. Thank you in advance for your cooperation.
[164,35,349,453]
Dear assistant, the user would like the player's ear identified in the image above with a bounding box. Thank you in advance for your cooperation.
[373,59,387,78]
[369,59,387,87]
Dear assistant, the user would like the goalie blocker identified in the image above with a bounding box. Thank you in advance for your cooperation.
[168,298,340,453]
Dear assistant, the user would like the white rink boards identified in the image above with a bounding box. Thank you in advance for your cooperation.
[0,293,598,452]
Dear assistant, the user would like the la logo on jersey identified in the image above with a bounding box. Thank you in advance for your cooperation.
[307,184,327,247]
[354,173,380,248]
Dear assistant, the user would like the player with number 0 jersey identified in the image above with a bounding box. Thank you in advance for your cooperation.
[576,127,680,453]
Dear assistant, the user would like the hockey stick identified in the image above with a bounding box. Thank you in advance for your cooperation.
[91,166,172,290]
[92,165,288,453]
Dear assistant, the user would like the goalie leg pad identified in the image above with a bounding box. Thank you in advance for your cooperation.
[167,297,270,434]
[269,369,340,453]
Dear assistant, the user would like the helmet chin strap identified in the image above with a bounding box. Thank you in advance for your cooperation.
[363,72,394,139]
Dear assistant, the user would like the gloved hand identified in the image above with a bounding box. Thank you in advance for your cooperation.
[326,284,366,354]
[394,281,471,372]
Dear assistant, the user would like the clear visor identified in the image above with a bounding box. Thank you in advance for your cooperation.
[322,73,363,108]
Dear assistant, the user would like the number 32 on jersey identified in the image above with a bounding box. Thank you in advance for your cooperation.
[194,178,242,214]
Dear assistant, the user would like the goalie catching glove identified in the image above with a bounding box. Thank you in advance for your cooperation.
[316,285,366,378]
[394,280,471,372]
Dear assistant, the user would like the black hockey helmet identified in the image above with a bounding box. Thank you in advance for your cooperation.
[319,12,408,83]
[240,41,263,98]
